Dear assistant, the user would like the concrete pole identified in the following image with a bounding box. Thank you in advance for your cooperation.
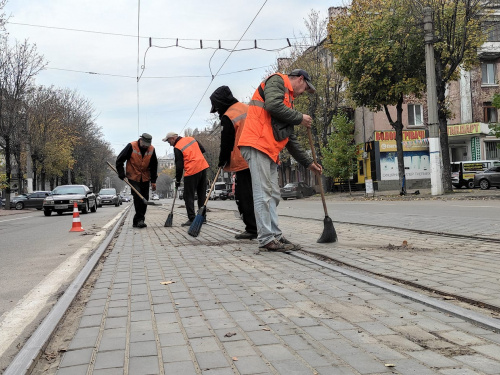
[424,7,444,195]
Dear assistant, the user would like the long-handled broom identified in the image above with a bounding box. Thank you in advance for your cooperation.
[164,187,178,227]
[106,162,158,206]
[187,167,222,237]
[307,128,338,243]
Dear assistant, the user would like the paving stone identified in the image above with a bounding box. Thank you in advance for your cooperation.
[59,348,94,368]
[128,356,160,375]
[93,350,125,370]
[129,340,158,357]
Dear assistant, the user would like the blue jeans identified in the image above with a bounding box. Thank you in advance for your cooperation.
[240,146,282,246]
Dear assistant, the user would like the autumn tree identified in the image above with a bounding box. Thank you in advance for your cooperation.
[329,0,427,192]
[419,0,491,192]
[0,38,45,207]
[321,114,357,193]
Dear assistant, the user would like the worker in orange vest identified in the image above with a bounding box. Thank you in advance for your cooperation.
[163,132,209,226]
[210,85,257,240]
[116,133,158,228]
[238,69,322,252]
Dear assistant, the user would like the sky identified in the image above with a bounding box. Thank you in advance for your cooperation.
[3,0,345,157]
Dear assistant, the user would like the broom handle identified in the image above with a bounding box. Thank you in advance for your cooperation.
[170,188,177,214]
[106,161,148,203]
[203,167,223,207]
[307,128,329,217]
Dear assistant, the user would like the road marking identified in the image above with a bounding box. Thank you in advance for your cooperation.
[0,211,123,358]
[0,216,36,223]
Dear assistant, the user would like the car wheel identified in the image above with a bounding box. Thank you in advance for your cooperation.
[82,202,89,214]
[283,197,287,200]
[44,209,52,216]
[467,180,475,189]
[298,191,304,199]
[479,179,490,190]
[56,210,63,215]
[15,202,24,210]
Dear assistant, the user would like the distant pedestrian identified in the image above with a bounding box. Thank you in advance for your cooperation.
[238,69,322,252]
[163,132,209,226]
[116,133,158,228]
[210,85,257,240]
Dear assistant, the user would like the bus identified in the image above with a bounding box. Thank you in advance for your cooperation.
[451,160,500,188]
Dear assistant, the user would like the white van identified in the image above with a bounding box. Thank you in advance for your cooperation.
[209,182,227,200]
[451,160,500,188]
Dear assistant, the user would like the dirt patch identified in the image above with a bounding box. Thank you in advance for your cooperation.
[382,241,433,252]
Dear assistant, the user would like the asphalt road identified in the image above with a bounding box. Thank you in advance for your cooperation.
[0,204,129,317]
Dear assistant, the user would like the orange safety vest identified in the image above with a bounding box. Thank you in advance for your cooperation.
[237,73,294,163]
[126,141,154,182]
[175,137,209,177]
[224,102,249,172]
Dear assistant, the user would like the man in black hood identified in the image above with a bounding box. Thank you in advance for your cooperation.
[210,86,257,239]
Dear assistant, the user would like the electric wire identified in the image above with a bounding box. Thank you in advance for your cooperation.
[180,0,268,134]
[136,0,141,136]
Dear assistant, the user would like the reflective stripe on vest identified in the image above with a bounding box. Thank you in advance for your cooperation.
[237,73,294,163]
[126,141,154,182]
[224,102,249,173]
[175,137,209,177]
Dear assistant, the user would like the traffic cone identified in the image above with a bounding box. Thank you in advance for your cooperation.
[69,202,84,232]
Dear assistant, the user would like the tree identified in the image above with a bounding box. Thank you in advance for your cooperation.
[321,114,357,193]
[422,0,489,192]
[328,0,427,192]
[0,38,46,207]
[489,93,500,140]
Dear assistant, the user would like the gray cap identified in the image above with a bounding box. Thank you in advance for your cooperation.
[288,69,316,94]
[140,133,152,147]
[162,132,178,142]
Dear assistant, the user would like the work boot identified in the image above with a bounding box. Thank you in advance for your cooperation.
[132,223,138,228]
[137,220,147,228]
[278,236,301,251]
[259,239,292,252]
[181,220,193,227]
[235,231,257,240]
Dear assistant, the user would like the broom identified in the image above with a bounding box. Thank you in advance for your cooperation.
[307,128,338,243]
[106,161,156,206]
[187,167,222,237]
[164,187,178,227]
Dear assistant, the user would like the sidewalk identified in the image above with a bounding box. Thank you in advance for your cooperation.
[39,204,500,374]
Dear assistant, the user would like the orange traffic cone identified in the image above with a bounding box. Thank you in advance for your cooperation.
[69,202,84,232]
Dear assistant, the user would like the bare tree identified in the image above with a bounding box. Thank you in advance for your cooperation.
[0,38,46,207]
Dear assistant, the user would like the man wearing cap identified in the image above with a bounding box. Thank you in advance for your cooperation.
[238,69,322,252]
[116,133,158,228]
[163,132,209,226]
[209,85,257,240]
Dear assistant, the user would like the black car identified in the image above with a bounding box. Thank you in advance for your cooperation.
[280,182,316,200]
[4,191,50,210]
[43,185,98,216]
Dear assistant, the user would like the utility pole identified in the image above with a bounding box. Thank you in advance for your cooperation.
[424,7,443,195]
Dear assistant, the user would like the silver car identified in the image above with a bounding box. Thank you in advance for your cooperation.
[474,166,500,190]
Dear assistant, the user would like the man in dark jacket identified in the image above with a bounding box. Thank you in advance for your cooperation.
[116,133,158,228]
[163,132,209,226]
[210,86,257,240]
[238,69,322,252]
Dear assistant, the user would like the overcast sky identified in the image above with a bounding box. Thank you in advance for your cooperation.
[4,1,345,157]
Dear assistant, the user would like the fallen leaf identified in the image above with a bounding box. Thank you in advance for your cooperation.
[224,332,237,337]
[160,281,175,285]
[402,240,408,247]
[385,363,395,367]
[262,327,271,331]
[232,357,238,361]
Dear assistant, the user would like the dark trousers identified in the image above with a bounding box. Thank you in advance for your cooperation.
[129,180,150,224]
[184,169,207,221]
[235,168,257,234]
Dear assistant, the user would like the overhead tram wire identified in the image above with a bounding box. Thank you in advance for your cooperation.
[180,0,269,134]
[136,0,141,136]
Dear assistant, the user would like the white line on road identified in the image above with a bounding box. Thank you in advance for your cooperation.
[0,211,123,358]
[0,216,36,223]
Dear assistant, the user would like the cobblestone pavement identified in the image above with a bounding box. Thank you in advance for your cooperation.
[51,205,500,375]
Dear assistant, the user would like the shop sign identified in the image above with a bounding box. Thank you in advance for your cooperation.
[471,136,481,160]
[447,123,480,136]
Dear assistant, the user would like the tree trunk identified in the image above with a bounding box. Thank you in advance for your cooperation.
[4,136,12,209]
[437,83,453,192]
[384,96,406,194]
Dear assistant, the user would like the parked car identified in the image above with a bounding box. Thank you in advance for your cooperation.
[280,182,316,200]
[473,166,500,190]
[4,191,50,210]
[43,185,97,216]
[98,188,120,206]
[219,189,235,200]
[120,195,131,202]
[152,194,160,200]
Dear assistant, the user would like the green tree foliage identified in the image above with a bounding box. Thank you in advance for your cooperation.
[328,0,426,190]
[321,114,357,184]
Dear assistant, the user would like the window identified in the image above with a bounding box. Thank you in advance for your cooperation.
[482,63,497,85]
[483,102,498,123]
[484,22,500,42]
[407,104,423,126]
[486,142,500,159]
